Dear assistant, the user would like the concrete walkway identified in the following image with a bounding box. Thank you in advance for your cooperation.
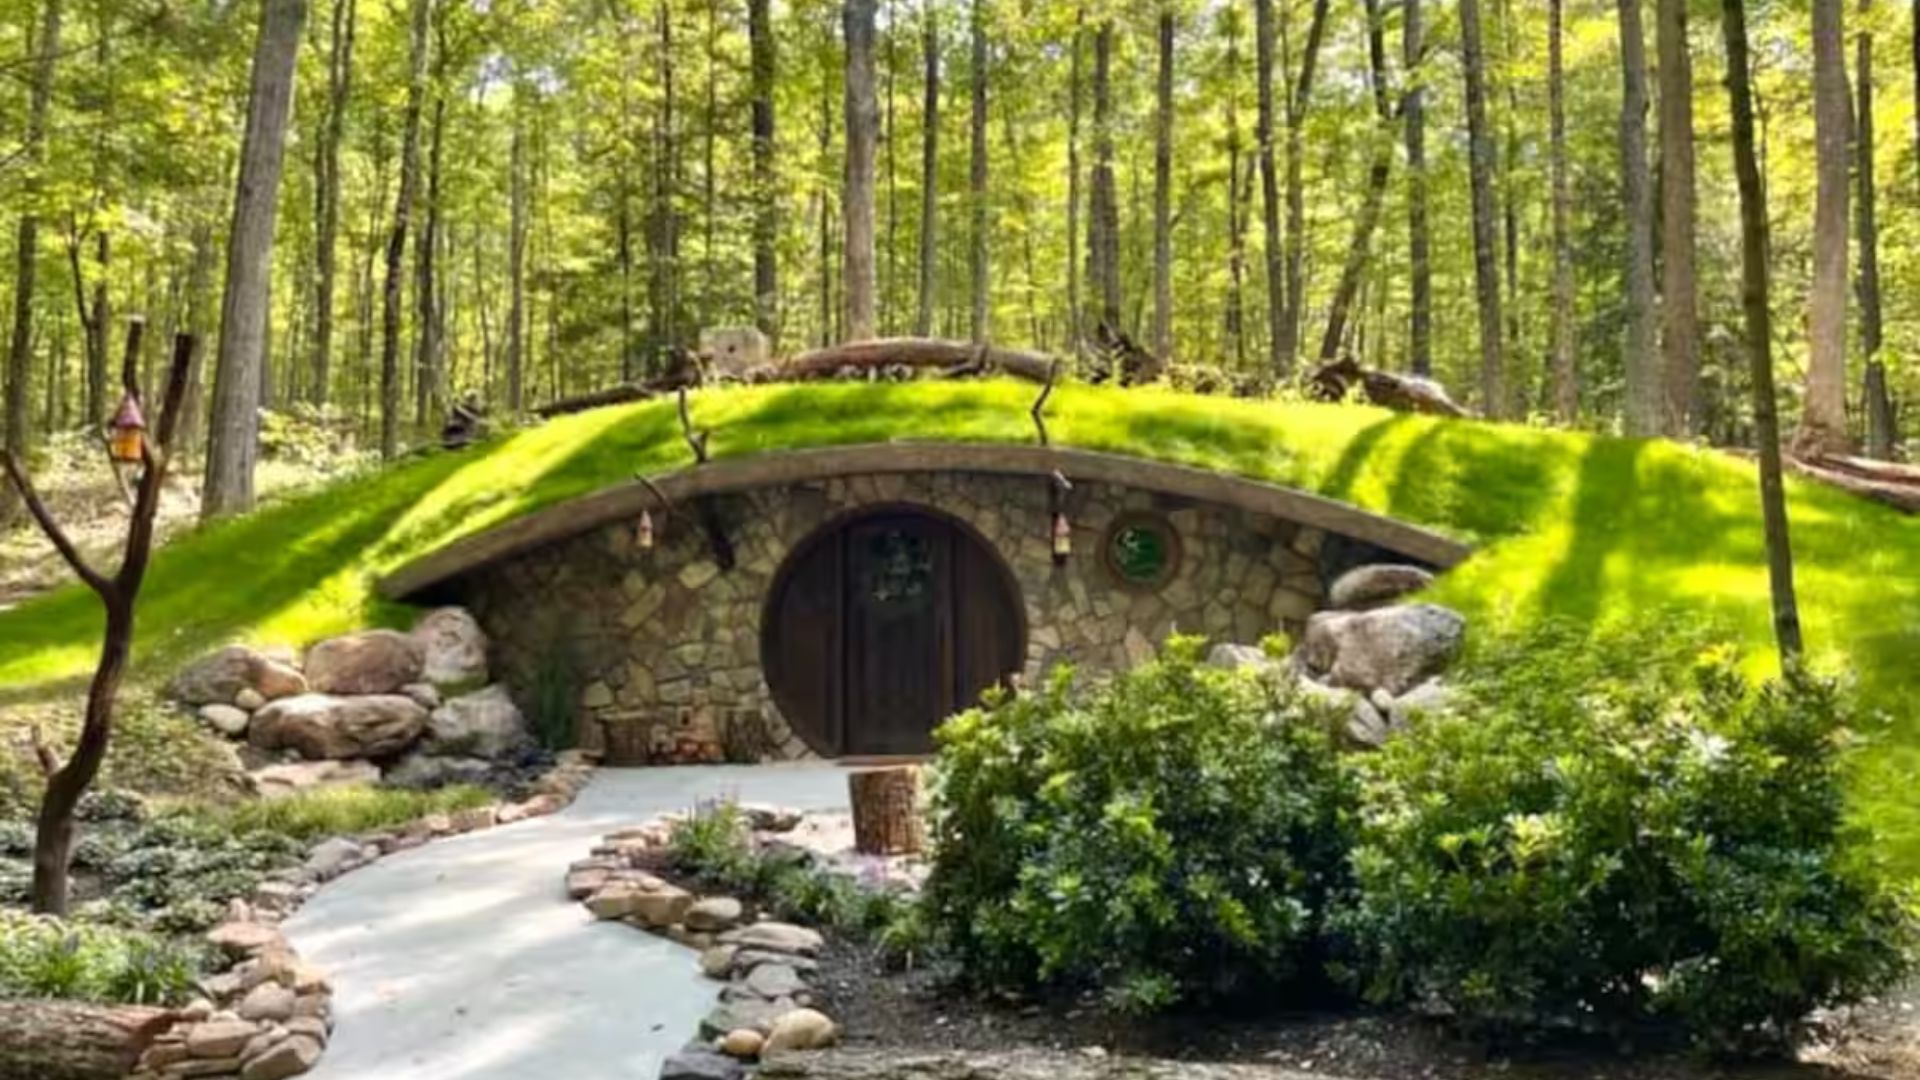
[280,764,857,1080]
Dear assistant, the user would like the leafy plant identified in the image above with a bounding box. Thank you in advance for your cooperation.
[192,782,493,841]
[1338,621,1914,1054]
[0,913,207,1005]
[923,636,1358,1012]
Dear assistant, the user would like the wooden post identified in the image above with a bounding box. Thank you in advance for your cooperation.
[0,1000,174,1080]
[849,766,925,856]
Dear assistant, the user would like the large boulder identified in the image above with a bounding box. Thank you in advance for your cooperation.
[248,693,429,760]
[1297,603,1465,698]
[170,645,307,706]
[1328,564,1437,611]
[304,630,425,695]
[248,759,382,799]
[423,685,532,760]
[410,607,489,689]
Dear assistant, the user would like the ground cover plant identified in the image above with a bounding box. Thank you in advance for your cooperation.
[0,385,1915,866]
[0,912,206,1006]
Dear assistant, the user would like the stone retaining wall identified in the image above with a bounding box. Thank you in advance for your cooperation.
[460,470,1402,764]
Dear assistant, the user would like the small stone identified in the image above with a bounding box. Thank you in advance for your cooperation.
[700,998,795,1040]
[718,922,824,957]
[207,922,284,958]
[186,1020,259,1058]
[180,999,214,1022]
[731,950,819,976]
[699,945,739,980]
[684,896,744,933]
[234,688,268,711]
[239,1034,322,1080]
[285,1017,329,1044]
[763,1008,838,1055]
[719,1028,766,1060]
[660,1050,744,1080]
[631,885,695,928]
[1329,563,1436,611]
[200,704,251,737]
[741,963,808,1000]
[399,682,442,709]
[237,982,296,1022]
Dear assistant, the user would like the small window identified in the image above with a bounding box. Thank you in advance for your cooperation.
[1103,513,1181,589]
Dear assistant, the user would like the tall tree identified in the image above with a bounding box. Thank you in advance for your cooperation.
[1404,0,1430,376]
[1460,0,1504,415]
[916,5,940,337]
[652,0,683,364]
[844,0,880,341]
[1719,0,1803,663]
[203,0,309,517]
[968,0,989,343]
[1318,0,1392,361]
[750,0,779,342]
[1616,0,1659,436]
[1857,0,1893,458]
[1278,0,1331,368]
[1657,0,1698,435]
[1222,2,1249,365]
[506,84,529,411]
[1799,0,1852,455]
[311,0,357,407]
[1255,0,1284,374]
[1548,0,1576,421]
[378,0,431,460]
[4,0,63,520]
[1151,4,1175,360]
[1088,19,1121,333]
[1066,9,1084,350]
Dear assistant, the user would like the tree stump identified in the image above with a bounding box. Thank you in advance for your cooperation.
[848,767,925,856]
[0,1000,174,1080]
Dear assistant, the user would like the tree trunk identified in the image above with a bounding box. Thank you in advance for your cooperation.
[203,0,307,517]
[0,999,174,1080]
[1151,6,1174,360]
[415,31,447,425]
[1318,0,1390,363]
[1088,20,1121,335]
[1656,0,1698,435]
[849,767,925,855]
[1548,0,1576,422]
[1615,0,1658,435]
[1403,0,1430,377]
[1223,3,1247,366]
[1719,0,1804,664]
[311,0,356,408]
[750,0,778,343]
[1857,0,1890,459]
[968,0,989,344]
[916,7,940,338]
[4,0,63,523]
[1800,0,1852,455]
[1460,0,1504,416]
[844,0,880,342]
[1066,9,1083,352]
[653,0,682,367]
[1278,0,1330,370]
[378,0,430,460]
[506,86,528,412]
[1254,0,1284,375]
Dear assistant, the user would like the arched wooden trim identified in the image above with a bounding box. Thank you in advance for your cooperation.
[378,443,1472,599]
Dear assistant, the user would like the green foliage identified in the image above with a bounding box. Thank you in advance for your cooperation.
[192,783,493,842]
[0,913,208,1006]
[526,635,582,751]
[1338,622,1914,1054]
[924,637,1357,1012]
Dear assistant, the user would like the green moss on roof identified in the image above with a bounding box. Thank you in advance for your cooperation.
[2,380,1916,867]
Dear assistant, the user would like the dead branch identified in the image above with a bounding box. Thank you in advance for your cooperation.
[779,337,1058,383]
[678,385,710,465]
[0,452,111,597]
[1030,358,1060,447]
[1310,357,1471,418]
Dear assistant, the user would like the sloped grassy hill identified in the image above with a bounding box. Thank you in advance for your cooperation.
[2,381,1916,866]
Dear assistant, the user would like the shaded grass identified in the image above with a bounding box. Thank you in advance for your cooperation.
[0,380,1915,866]
[189,783,494,843]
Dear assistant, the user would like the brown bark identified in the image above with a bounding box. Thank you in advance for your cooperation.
[506,84,529,412]
[1066,9,1083,351]
[968,0,989,344]
[1616,0,1659,435]
[845,0,880,342]
[3,0,62,523]
[1657,0,1698,435]
[1223,3,1248,366]
[1800,0,1852,455]
[1719,0,1804,663]
[203,0,306,517]
[378,0,430,459]
[750,0,778,343]
[1857,0,1890,459]
[1278,0,1330,370]
[1088,20,1120,335]
[1548,0,1576,422]
[1403,0,1430,377]
[0,999,174,1080]
[415,21,448,424]
[1318,0,1391,363]
[917,7,940,338]
[1460,0,1504,416]
[311,0,356,407]
[850,766,925,855]
[1151,6,1174,360]
[653,0,683,365]
[1255,0,1283,375]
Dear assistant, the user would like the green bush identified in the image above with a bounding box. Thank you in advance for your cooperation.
[1338,622,1913,1053]
[195,783,493,842]
[668,802,914,939]
[924,636,1357,1012]
[0,913,206,1005]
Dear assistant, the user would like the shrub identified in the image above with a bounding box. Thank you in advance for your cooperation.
[0,913,206,1005]
[195,783,494,842]
[923,636,1357,1012]
[668,802,915,939]
[1338,621,1913,1054]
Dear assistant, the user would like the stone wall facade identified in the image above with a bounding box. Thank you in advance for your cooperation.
[458,470,1376,764]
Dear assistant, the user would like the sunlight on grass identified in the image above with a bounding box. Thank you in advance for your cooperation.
[0,379,1915,867]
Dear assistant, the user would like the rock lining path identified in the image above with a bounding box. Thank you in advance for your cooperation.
[281,764,856,1080]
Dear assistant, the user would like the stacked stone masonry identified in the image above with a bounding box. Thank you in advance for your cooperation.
[464,470,1399,764]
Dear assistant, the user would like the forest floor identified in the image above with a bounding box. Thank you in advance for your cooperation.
[815,939,1920,1080]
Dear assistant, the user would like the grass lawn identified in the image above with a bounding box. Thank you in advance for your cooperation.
[1,380,1915,866]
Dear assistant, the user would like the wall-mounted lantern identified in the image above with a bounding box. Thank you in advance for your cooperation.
[1051,511,1073,563]
[636,507,656,551]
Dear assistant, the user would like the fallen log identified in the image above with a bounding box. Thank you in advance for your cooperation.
[1723,448,1920,514]
[779,338,1058,383]
[1310,357,1470,418]
[0,999,174,1080]
[760,1049,1346,1080]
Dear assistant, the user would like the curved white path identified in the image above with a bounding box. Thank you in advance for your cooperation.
[281,764,855,1080]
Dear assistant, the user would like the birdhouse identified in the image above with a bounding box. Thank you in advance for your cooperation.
[108,393,146,464]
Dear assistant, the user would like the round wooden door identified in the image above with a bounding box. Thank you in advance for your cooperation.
[762,508,1024,757]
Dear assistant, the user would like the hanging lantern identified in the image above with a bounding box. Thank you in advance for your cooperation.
[1051,511,1072,562]
[108,393,147,464]
[636,508,656,551]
